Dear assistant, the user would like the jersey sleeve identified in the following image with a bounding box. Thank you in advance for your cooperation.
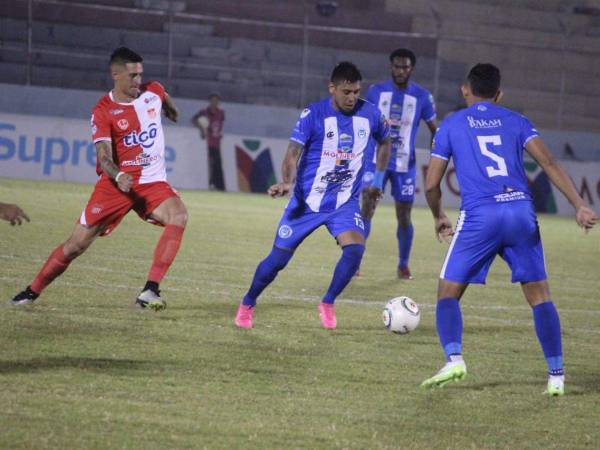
[431,122,451,160]
[290,107,314,146]
[372,110,390,144]
[91,106,111,144]
[421,92,437,122]
[518,115,539,148]
[145,81,166,102]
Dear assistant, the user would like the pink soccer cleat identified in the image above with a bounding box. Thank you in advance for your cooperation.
[235,304,254,329]
[318,302,337,329]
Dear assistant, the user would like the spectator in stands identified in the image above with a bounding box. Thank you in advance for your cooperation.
[0,202,29,226]
[192,93,226,191]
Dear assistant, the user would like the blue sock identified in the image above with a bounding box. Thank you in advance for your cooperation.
[397,223,414,269]
[322,244,365,304]
[532,302,564,376]
[436,297,463,360]
[242,246,293,307]
[364,219,372,240]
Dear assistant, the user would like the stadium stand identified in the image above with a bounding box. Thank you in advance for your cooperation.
[1,0,600,131]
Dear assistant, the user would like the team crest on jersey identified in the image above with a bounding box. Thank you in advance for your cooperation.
[358,129,366,138]
[147,108,157,119]
[300,108,311,119]
[117,119,129,130]
[278,225,293,239]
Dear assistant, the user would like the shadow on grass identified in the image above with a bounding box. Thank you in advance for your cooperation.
[0,356,158,374]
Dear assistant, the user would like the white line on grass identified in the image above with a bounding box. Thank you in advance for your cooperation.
[2,275,600,336]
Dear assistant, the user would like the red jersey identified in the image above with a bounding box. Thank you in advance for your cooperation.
[91,81,167,185]
[196,107,225,148]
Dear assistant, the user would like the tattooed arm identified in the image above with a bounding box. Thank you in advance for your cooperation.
[95,141,132,192]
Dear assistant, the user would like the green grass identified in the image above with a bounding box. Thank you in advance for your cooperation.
[1,178,599,449]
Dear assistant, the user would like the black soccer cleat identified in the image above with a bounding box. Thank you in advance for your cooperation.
[10,286,39,306]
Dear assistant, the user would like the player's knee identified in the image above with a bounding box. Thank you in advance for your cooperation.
[63,239,90,259]
[167,208,188,227]
[270,246,294,271]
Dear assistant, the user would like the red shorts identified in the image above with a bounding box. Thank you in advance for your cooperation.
[79,178,179,236]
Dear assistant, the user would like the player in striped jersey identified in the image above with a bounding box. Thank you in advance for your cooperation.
[235,62,391,329]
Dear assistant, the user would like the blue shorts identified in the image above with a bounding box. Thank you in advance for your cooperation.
[363,164,416,203]
[273,197,365,250]
[440,201,547,284]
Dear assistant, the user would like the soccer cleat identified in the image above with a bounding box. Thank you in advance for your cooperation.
[421,360,467,388]
[235,304,254,329]
[544,375,565,396]
[319,302,337,329]
[398,266,414,280]
[9,286,39,306]
[135,289,166,311]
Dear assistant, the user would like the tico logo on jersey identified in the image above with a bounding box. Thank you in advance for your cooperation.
[123,123,158,149]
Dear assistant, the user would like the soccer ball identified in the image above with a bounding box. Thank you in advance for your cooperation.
[196,115,209,129]
[382,296,421,334]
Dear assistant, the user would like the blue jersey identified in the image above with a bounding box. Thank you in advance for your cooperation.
[432,101,539,210]
[366,80,436,172]
[290,97,389,213]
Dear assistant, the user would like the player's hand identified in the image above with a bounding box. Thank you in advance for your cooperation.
[0,203,30,226]
[434,214,454,243]
[267,183,292,198]
[575,205,598,233]
[364,185,383,204]
[116,173,133,193]
[164,107,179,123]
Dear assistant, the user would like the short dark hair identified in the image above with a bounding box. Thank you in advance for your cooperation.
[330,61,362,84]
[389,48,416,66]
[208,93,220,100]
[467,63,501,98]
[110,47,143,66]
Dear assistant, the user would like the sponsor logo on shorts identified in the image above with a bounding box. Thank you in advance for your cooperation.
[278,225,293,239]
[117,119,129,130]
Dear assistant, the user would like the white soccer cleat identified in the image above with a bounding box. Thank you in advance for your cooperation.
[135,289,166,311]
[544,375,565,396]
[421,360,467,388]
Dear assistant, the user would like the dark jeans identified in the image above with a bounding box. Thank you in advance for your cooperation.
[208,145,225,191]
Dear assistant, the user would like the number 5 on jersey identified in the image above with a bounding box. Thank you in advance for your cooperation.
[477,135,508,177]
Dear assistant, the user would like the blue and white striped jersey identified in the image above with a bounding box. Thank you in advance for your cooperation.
[432,101,539,210]
[366,80,436,172]
[290,97,389,213]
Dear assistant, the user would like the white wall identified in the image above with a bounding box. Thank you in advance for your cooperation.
[2,112,599,217]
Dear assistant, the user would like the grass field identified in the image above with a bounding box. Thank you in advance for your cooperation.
[1,178,599,449]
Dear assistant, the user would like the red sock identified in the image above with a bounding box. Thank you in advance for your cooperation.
[31,244,73,293]
[147,225,185,283]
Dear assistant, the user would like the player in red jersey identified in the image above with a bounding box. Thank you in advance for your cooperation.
[10,47,187,310]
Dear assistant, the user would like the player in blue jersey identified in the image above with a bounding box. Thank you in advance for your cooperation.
[235,62,391,330]
[361,48,438,279]
[421,63,597,395]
